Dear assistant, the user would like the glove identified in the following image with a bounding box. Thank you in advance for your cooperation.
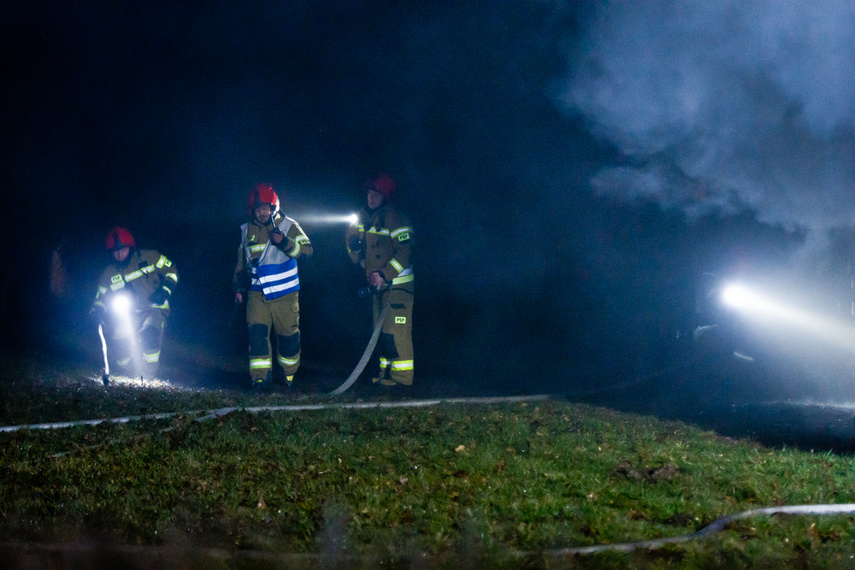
[89,304,106,323]
[149,287,170,305]
[347,235,362,252]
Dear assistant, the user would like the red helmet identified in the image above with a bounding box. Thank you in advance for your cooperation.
[364,173,396,200]
[247,183,280,215]
[104,227,135,251]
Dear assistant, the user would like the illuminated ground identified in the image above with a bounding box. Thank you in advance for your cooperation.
[30,321,855,454]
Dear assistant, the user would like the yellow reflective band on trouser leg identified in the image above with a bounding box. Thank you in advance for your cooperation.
[388,359,414,386]
[278,354,299,376]
[391,360,413,371]
[249,358,272,383]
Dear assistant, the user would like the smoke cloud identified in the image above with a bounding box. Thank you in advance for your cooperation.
[561,2,855,256]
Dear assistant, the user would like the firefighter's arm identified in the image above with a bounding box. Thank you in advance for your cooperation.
[279,222,312,260]
[345,224,363,265]
[89,266,117,321]
[90,283,109,322]
[150,252,178,306]
[379,217,413,281]
[232,244,250,293]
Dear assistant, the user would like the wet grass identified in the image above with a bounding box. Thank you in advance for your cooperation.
[1,349,855,568]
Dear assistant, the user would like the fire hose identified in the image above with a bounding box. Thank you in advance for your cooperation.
[327,305,388,396]
[97,323,110,386]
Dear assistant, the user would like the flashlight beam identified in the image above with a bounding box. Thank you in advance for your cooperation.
[721,282,855,353]
[298,213,359,225]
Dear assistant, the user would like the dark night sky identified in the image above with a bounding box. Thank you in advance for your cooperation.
[4,1,855,394]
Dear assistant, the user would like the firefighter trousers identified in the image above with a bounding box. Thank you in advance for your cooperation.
[109,309,167,376]
[246,290,301,384]
[372,280,414,385]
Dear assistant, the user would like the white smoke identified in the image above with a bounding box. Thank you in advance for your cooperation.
[562,1,855,251]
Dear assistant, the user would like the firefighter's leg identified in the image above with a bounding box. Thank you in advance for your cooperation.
[139,311,167,376]
[381,283,414,386]
[112,336,133,372]
[272,291,301,383]
[246,291,273,386]
[107,321,134,374]
[372,293,390,383]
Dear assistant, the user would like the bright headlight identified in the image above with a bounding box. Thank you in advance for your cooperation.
[721,283,753,308]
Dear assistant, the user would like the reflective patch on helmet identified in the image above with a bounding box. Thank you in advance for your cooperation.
[395,316,407,324]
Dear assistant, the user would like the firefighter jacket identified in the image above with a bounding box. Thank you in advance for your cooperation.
[93,249,179,314]
[346,202,414,284]
[234,212,312,301]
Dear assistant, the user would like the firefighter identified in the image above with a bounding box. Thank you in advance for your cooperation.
[346,173,415,387]
[233,183,312,389]
[90,227,178,377]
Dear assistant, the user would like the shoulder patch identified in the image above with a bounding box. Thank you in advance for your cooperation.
[397,232,410,242]
[110,274,123,284]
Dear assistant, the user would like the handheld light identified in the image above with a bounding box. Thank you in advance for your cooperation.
[110,292,134,316]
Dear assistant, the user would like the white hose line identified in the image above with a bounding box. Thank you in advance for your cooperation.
[97,323,110,378]
[2,503,854,561]
[3,396,853,558]
[328,305,388,396]
[0,394,551,433]
[544,503,855,556]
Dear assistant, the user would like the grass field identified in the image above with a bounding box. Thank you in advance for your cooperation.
[1,348,855,569]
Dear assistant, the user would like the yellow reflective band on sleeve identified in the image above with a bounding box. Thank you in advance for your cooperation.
[389,258,403,273]
[391,360,414,371]
[391,273,414,285]
[155,255,173,268]
[290,241,301,257]
[124,265,153,282]
[249,244,266,254]
[391,227,413,239]
[98,285,108,295]
[165,272,178,283]
[367,228,390,236]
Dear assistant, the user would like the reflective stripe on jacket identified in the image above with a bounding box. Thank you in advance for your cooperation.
[346,203,414,281]
[236,214,312,301]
